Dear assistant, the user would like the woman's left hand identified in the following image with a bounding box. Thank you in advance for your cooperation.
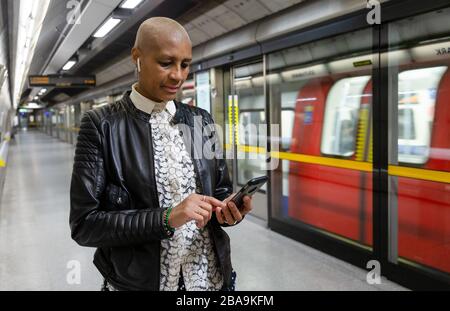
[215,193,253,225]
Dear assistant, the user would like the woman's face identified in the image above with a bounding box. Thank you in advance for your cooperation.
[132,34,192,103]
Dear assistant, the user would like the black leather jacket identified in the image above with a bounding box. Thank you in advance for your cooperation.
[69,92,234,290]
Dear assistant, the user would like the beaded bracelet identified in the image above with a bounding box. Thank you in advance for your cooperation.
[164,207,175,233]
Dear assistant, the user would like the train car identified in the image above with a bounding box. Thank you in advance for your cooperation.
[287,44,450,274]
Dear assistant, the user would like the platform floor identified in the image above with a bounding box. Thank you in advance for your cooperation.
[0,130,407,291]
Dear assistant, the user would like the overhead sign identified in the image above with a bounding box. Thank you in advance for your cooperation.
[28,75,96,87]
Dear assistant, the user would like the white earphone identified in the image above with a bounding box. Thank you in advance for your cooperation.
[137,58,141,73]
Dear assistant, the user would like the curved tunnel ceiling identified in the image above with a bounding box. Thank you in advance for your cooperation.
[24,0,308,106]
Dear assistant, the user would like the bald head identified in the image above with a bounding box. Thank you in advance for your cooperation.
[134,17,191,53]
[131,17,192,103]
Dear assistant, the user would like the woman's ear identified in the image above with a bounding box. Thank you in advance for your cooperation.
[131,47,140,73]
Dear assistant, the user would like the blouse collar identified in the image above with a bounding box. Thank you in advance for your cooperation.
[130,83,176,116]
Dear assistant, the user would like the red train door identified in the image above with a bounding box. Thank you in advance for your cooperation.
[288,75,373,246]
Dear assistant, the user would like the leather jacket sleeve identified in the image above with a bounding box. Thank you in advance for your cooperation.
[69,112,172,248]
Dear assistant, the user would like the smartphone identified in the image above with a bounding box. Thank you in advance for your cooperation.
[230,176,268,209]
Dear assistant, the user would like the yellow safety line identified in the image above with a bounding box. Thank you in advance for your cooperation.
[226,144,266,154]
[0,159,5,167]
[225,144,450,183]
[272,151,373,172]
[239,145,266,154]
[388,165,450,184]
[226,144,372,172]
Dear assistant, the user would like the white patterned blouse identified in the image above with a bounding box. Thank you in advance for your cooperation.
[130,84,224,291]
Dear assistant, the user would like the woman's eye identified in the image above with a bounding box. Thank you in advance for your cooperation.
[182,63,190,69]
[160,62,171,67]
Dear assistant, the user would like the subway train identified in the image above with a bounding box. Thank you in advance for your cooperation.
[231,19,450,275]
[220,4,450,277]
[286,59,449,274]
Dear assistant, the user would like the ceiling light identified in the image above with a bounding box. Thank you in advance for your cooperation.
[62,60,77,71]
[93,17,121,38]
[120,0,144,9]
[25,102,41,109]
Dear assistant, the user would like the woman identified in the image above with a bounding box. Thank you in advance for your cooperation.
[69,17,253,291]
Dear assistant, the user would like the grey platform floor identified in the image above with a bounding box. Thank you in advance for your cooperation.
[0,130,407,291]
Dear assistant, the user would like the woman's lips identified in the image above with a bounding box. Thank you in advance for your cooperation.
[163,86,179,93]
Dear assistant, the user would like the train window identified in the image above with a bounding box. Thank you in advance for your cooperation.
[397,66,447,164]
[321,76,371,157]
[398,108,416,140]
[281,110,295,151]
[279,91,297,151]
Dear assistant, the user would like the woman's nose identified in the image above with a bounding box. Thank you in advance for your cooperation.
[169,65,183,81]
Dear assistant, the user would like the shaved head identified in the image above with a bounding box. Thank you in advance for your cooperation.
[134,17,191,53]
[131,17,192,103]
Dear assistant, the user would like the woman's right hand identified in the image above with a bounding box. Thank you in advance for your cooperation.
[168,194,226,229]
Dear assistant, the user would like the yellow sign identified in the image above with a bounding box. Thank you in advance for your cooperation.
[353,60,372,67]
[234,95,239,145]
[228,95,233,146]
[227,95,240,146]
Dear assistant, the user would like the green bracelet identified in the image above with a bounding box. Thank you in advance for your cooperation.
[164,207,175,233]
